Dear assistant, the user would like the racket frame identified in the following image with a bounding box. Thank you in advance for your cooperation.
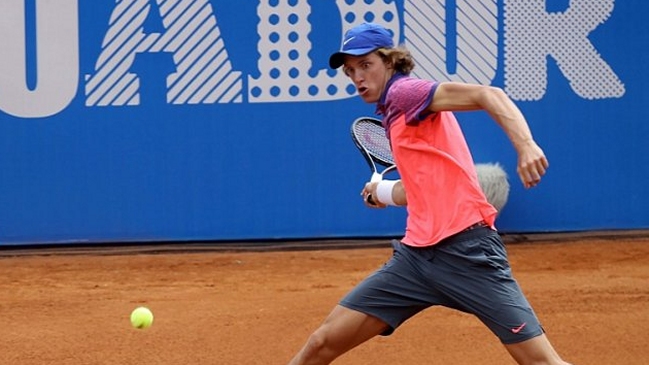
[350,117,398,204]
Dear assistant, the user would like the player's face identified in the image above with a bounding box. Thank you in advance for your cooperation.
[342,52,393,103]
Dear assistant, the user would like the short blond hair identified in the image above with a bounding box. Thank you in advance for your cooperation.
[376,46,415,74]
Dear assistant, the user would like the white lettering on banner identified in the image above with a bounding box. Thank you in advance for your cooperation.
[0,0,79,117]
[85,0,242,106]
[0,0,627,117]
[248,0,399,102]
[404,0,498,84]
[505,0,625,100]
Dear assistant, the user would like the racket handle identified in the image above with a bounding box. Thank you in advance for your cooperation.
[367,172,382,205]
[367,194,376,205]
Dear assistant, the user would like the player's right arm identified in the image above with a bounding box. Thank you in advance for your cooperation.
[362,180,407,208]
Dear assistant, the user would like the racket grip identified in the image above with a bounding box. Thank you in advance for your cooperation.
[367,172,382,205]
[367,194,376,205]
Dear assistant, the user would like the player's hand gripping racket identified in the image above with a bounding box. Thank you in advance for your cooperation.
[350,117,397,205]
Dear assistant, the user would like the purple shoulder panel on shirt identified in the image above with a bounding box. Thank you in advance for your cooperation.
[376,75,438,137]
[417,82,439,121]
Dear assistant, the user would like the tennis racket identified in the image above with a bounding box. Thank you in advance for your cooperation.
[350,117,397,204]
[350,116,511,211]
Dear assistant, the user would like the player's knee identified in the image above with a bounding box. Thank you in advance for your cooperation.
[300,329,341,363]
[303,330,328,355]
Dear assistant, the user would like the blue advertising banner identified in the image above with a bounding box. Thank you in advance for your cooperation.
[0,0,647,245]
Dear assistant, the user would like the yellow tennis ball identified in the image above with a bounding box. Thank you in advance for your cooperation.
[130,306,154,329]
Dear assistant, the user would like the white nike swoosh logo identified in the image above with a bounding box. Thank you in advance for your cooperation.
[343,36,355,46]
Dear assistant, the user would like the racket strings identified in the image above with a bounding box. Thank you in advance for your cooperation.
[353,120,394,165]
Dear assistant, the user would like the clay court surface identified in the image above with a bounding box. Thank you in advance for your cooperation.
[1,233,648,365]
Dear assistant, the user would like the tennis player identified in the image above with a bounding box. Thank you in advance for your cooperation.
[286,23,572,365]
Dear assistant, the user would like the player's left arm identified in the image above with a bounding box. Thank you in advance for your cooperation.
[426,82,549,189]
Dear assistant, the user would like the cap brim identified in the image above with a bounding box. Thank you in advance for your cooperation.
[328,47,378,69]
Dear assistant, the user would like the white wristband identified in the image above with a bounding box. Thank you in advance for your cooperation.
[375,180,398,206]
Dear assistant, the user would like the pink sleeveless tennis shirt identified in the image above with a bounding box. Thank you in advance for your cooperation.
[377,74,497,247]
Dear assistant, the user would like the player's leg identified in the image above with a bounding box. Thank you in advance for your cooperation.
[505,334,572,365]
[287,304,389,365]
[288,240,435,365]
[427,227,572,364]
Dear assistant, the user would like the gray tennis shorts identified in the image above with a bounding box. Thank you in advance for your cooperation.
[339,226,544,344]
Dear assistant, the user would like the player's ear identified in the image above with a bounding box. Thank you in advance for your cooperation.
[381,57,393,70]
[385,54,396,71]
[376,49,390,68]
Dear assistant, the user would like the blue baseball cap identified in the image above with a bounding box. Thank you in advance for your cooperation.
[329,23,394,69]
